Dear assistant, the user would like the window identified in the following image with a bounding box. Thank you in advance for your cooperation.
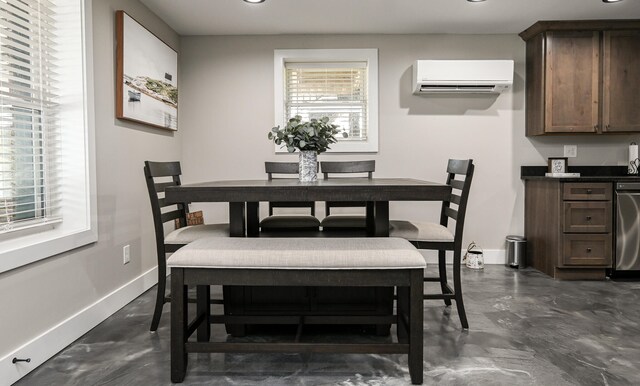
[274,49,378,153]
[0,0,96,273]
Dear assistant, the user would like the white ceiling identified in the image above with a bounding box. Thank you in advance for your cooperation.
[140,0,640,36]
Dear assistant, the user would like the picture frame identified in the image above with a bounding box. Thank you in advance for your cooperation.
[116,11,178,130]
[548,157,568,174]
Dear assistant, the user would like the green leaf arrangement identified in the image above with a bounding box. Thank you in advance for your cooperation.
[268,115,347,154]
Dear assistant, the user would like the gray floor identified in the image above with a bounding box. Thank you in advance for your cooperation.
[16,266,640,386]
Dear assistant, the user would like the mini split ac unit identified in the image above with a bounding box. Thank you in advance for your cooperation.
[412,60,514,94]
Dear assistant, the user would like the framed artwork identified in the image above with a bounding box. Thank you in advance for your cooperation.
[548,157,568,174]
[116,11,178,130]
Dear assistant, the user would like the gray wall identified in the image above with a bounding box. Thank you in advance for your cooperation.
[0,0,180,357]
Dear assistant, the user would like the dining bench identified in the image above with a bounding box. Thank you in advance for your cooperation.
[168,237,425,385]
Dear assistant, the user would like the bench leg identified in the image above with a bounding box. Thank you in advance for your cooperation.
[409,269,424,385]
[171,268,188,383]
[197,285,210,342]
[396,286,409,344]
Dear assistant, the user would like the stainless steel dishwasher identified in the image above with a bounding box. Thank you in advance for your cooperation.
[615,182,640,273]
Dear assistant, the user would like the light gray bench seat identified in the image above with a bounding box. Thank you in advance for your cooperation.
[168,237,425,385]
[167,237,426,269]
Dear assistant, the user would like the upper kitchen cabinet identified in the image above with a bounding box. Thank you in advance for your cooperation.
[520,20,640,136]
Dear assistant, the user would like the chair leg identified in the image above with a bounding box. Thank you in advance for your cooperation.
[438,250,452,306]
[452,249,469,329]
[150,259,167,332]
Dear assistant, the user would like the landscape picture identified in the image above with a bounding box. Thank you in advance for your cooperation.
[116,11,178,130]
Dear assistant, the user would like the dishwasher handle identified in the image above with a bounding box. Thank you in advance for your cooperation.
[616,182,640,191]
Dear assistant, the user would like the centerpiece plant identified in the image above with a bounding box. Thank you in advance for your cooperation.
[268,115,346,181]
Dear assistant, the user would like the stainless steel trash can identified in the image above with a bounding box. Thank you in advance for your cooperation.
[506,235,526,268]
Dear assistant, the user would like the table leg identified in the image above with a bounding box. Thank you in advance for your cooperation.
[373,201,389,237]
[227,202,248,336]
[246,202,260,237]
[228,202,245,237]
[366,202,375,236]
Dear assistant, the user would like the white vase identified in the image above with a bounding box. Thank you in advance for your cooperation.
[299,150,317,182]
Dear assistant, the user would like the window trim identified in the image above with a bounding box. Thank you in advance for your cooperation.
[0,0,97,274]
[274,49,379,153]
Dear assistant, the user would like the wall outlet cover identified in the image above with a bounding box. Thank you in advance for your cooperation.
[123,245,130,265]
[564,145,577,158]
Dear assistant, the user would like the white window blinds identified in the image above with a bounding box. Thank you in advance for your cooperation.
[284,62,368,141]
[0,0,61,233]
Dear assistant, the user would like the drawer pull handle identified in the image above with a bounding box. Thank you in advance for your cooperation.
[586,248,592,253]
[586,216,592,221]
[586,189,593,194]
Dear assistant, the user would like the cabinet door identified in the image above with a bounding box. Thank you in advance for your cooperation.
[545,31,600,133]
[562,234,612,266]
[602,30,640,133]
[563,182,612,201]
[563,201,612,233]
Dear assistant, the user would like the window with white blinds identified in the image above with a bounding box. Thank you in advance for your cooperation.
[274,49,378,153]
[0,0,61,234]
[285,62,367,141]
[0,0,95,274]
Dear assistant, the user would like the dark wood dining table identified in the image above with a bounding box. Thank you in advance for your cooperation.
[165,177,452,237]
[165,177,451,336]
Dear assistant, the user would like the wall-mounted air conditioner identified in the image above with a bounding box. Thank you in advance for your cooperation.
[412,60,514,94]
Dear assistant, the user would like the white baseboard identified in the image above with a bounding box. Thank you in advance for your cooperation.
[0,266,158,386]
[422,249,506,266]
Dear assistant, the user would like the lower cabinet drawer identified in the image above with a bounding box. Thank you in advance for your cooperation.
[563,201,611,233]
[562,234,612,266]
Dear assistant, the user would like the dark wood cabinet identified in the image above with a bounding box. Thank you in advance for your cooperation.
[602,30,640,133]
[525,179,613,279]
[520,20,640,136]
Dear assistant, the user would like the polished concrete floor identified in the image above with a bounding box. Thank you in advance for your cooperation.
[16,266,640,386]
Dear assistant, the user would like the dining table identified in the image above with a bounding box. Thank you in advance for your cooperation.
[164,177,451,336]
[165,177,452,237]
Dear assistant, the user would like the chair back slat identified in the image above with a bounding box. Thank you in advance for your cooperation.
[450,193,461,205]
[321,160,375,178]
[321,160,375,216]
[265,162,299,178]
[155,181,179,193]
[449,179,465,191]
[446,159,472,175]
[444,207,458,221]
[146,160,182,177]
[161,209,184,223]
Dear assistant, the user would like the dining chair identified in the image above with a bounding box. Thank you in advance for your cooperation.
[260,162,321,232]
[389,159,474,329]
[320,160,375,231]
[144,161,229,332]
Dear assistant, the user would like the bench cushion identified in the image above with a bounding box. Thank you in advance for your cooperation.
[167,237,425,270]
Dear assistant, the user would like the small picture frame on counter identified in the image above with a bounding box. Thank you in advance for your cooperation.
[548,157,568,174]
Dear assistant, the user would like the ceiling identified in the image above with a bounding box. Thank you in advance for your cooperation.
[140,0,640,36]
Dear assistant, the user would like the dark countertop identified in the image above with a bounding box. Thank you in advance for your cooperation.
[521,165,640,182]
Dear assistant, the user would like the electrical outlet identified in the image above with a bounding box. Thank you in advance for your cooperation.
[123,245,130,265]
[564,145,577,158]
